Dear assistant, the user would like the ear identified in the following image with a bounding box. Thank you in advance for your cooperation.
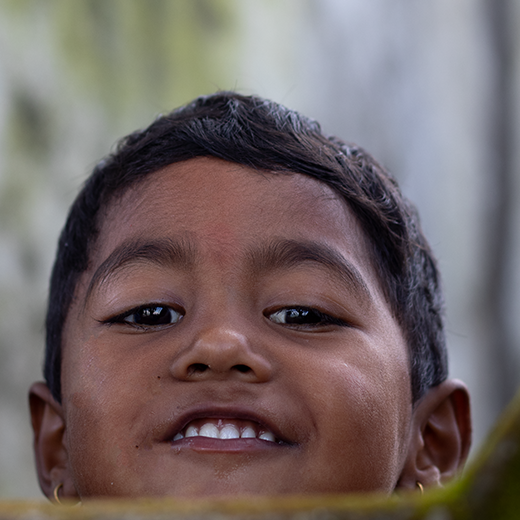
[397,379,472,491]
[29,382,79,502]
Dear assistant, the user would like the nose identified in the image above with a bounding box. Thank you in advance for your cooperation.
[170,326,272,383]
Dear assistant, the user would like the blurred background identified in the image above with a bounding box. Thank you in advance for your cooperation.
[0,0,519,498]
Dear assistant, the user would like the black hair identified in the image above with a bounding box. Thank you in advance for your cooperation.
[45,91,447,404]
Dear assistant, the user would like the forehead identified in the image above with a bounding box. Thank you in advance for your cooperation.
[97,157,372,268]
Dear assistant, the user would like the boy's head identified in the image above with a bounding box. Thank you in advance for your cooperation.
[29,92,471,500]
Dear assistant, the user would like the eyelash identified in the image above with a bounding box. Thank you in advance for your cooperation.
[103,304,349,331]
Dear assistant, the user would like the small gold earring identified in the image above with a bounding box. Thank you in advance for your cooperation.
[53,483,63,505]
[416,481,424,494]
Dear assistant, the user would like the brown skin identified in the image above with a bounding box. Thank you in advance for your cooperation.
[29,158,471,501]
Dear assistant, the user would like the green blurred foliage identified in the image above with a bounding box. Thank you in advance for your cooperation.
[4,0,239,121]
[50,0,238,113]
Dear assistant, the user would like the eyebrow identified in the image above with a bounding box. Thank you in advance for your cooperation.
[247,238,372,302]
[84,237,196,304]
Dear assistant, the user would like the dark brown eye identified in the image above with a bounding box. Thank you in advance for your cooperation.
[118,305,183,327]
[268,306,348,328]
[269,307,322,325]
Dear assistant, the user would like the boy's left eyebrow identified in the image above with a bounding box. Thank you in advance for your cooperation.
[84,237,195,304]
[247,239,372,303]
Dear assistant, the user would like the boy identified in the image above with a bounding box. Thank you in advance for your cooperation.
[29,92,471,501]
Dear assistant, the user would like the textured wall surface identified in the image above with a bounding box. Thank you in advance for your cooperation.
[0,0,519,499]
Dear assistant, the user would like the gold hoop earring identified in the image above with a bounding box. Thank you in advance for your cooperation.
[53,483,63,505]
[416,481,424,495]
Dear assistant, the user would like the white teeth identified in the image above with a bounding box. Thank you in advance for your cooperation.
[220,424,240,439]
[258,431,275,442]
[199,423,219,438]
[185,425,198,438]
[241,426,256,438]
[178,421,277,443]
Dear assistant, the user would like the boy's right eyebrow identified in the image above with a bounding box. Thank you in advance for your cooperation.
[84,237,196,305]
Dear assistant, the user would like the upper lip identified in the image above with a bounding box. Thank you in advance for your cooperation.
[156,405,295,446]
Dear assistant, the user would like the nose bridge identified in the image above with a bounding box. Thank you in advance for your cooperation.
[170,316,273,382]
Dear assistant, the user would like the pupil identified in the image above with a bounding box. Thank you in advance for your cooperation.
[140,306,169,324]
[286,308,319,324]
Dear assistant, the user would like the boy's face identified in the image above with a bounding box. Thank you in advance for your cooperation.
[59,157,413,497]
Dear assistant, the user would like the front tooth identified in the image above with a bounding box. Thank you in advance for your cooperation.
[258,431,275,442]
[220,424,240,439]
[241,426,256,438]
[199,423,219,438]
[185,425,199,438]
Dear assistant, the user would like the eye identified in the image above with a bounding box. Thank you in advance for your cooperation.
[106,305,183,328]
[267,306,349,329]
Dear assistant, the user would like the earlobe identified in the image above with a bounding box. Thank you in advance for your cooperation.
[397,379,472,491]
[29,382,78,502]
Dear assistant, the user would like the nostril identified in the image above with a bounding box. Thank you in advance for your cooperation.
[233,364,252,373]
[187,363,209,376]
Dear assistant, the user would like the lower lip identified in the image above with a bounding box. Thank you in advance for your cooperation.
[170,437,285,453]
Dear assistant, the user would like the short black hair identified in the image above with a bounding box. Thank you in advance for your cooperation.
[45,91,447,404]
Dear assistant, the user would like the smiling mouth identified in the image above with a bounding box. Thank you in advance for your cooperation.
[172,418,278,443]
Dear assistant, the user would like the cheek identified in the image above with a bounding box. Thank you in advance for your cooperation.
[62,314,164,402]
[61,335,158,495]
[285,341,412,491]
